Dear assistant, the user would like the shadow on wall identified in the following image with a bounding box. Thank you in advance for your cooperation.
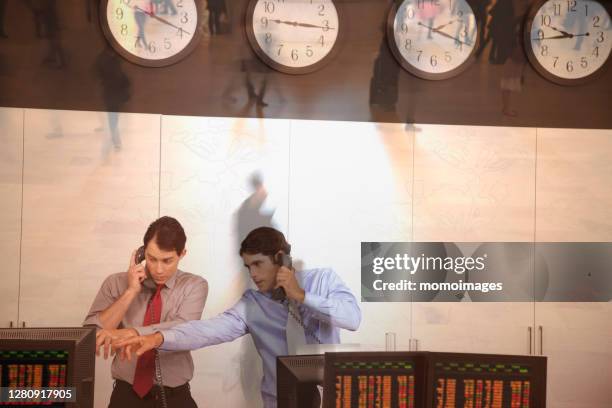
[231,171,276,407]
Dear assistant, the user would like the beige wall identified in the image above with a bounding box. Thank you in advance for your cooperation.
[0,107,23,329]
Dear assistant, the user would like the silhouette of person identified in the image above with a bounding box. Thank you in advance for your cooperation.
[0,0,8,38]
[236,173,275,246]
[134,6,149,49]
[207,0,227,35]
[25,0,65,68]
[500,45,525,117]
[224,54,272,118]
[369,24,400,122]
[95,47,132,151]
[155,0,177,16]
[487,0,514,64]
[233,172,277,406]
[500,0,527,117]
[219,0,278,117]
[473,0,493,58]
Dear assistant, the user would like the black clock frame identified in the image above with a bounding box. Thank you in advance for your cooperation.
[244,0,346,75]
[386,0,481,81]
[523,0,612,86]
[99,0,203,68]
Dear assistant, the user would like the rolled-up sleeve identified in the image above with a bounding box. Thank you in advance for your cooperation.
[160,296,249,351]
[302,269,362,331]
[82,274,121,329]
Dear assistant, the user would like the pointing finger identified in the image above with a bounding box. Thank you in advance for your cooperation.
[103,336,112,360]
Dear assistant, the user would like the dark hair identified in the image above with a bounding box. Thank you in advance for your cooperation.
[143,216,186,255]
[239,227,291,259]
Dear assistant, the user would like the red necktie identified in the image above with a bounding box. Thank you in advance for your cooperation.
[132,284,163,398]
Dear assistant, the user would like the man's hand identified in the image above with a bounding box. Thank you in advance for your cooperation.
[95,328,138,359]
[114,332,164,362]
[276,266,305,303]
[96,252,145,330]
[127,249,146,294]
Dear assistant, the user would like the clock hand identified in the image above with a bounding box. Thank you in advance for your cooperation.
[433,28,472,46]
[133,5,192,35]
[295,21,335,29]
[270,19,335,30]
[534,34,575,40]
[433,19,458,31]
[534,32,590,40]
[548,25,573,38]
[417,22,472,46]
[550,26,591,39]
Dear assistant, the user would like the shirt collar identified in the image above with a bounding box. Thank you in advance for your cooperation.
[255,270,304,299]
[163,269,181,289]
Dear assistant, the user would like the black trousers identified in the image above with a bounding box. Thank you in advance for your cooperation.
[108,380,198,408]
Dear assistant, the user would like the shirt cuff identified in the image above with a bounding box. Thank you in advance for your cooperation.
[82,314,103,329]
[133,326,155,336]
[158,329,177,351]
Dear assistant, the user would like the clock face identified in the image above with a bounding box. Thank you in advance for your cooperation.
[526,0,611,84]
[246,0,341,74]
[101,0,200,67]
[388,0,479,80]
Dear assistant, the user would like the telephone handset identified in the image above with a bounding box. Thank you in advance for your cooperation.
[271,253,292,302]
[135,245,156,290]
[272,253,323,345]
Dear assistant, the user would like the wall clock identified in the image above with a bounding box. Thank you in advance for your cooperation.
[100,0,201,67]
[245,0,343,74]
[387,0,480,80]
[524,0,611,85]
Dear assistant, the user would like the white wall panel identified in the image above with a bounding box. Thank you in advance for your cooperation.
[160,115,291,407]
[19,109,160,408]
[535,128,612,408]
[289,120,414,350]
[0,107,23,328]
[411,124,537,354]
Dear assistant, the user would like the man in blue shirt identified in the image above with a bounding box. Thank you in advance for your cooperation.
[116,226,361,408]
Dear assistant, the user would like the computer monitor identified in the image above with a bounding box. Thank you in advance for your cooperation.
[426,352,547,408]
[277,354,325,408]
[323,351,546,408]
[0,327,96,408]
[323,351,428,408]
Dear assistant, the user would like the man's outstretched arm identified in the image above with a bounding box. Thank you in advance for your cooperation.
[115,296,249,359]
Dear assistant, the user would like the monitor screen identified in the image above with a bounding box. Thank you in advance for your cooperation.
[0,349,69,387]
[322,352,546,408]
[323,352,428,408]
[429,352,547,408]
[0,327,96,408]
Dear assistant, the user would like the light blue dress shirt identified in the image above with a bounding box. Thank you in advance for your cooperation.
[159,268,361,408]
